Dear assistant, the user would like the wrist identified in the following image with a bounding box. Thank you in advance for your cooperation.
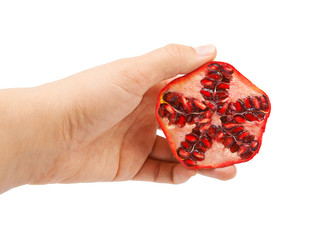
[0,87,65,193]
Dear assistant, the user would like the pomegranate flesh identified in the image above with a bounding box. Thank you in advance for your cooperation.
[156,61,271,169]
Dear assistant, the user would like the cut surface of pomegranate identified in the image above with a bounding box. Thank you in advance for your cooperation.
[156,61,271,169]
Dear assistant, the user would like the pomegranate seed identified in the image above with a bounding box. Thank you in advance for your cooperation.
[245,112,257,121]
[207,63,220,71]
[180,96,191,112]
[234,114,246,123]
[201,78,215,89]
[177,148,190,159]
[217,102,228,115]
[201,136,211,148]
[252,97,260,109]
[220,116,228,123]
[240,149,253,159]
[200,123,211,132]
[185,134,198,143]
[235,100,244,112]
[163,91,177,103]
[256,112,265,121]
[169,112,178,124]
[243,135,255,144]
[238,131,250,140]
[186,115,194,123]
[222,116,234,124]
[238,145,248,155]
[199,118,211,124]
[217,83,230,90]
[260,95,269,110]
[185,101,193,113]
[222,71,232,80]
[181,141,191,150]
[222,64,234,73]
[221,77,231,83]
[158,104,168,118]
[230,143,239,153]
[227,102,237,115]
[223,122,237,129]
[177,115,186,127]
[192,127,201,136]
[250,140,259,151]
[223,136,234,147]
[216,130,225,141]
[200,89,213,100]
[207,72,222,80]
[180,96,187,106]
[245,97,253,109]
[205,101,217,111]
[215,91,228,99]
[192,151,205,160]
[184,159,196,166]
[164,104,175,114]
[207,126,217,139]
[232,126,244,134]
[179,97,189,113]
[172,98,181,109]
[195,143,206,153]
[205,111,212,118]
[193,99,207,110]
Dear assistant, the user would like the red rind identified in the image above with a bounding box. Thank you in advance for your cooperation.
[155,61,271,169]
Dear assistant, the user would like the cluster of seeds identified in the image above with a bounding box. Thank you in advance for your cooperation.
[158,91,211,128]
[200,62,233,102]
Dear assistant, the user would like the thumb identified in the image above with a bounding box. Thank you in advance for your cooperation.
[115,44,217,95]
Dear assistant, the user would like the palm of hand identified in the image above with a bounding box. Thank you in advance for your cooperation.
[54,83,166,184]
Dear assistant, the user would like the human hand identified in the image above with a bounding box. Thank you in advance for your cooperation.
[0,44,236,193]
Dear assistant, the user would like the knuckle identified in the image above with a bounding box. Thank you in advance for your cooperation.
[116,58,148,97]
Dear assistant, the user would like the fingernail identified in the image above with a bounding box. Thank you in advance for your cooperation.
[194,44,216,57]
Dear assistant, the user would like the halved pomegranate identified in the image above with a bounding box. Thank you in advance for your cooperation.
[156,61,271,169]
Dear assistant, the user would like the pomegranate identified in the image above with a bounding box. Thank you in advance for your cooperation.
[156,61,271,169]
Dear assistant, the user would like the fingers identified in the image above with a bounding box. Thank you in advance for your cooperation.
[132,44,217,94]
[199,165,237,181]
[109,44,217,96]
[149,135,179,163]
[132,157,197,184]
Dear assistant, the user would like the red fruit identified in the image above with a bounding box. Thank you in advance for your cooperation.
[156,61,271,169]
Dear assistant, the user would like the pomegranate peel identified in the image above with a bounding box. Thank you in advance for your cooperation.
[156,61,271,169]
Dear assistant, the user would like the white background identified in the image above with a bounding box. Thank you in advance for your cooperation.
[0,0,319,239]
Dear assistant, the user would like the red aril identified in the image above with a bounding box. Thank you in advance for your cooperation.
[156,61,271,169]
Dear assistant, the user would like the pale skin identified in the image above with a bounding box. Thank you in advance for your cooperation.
[0,44,236,194]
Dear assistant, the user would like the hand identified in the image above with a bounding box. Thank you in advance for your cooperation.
[0,44,236,193]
